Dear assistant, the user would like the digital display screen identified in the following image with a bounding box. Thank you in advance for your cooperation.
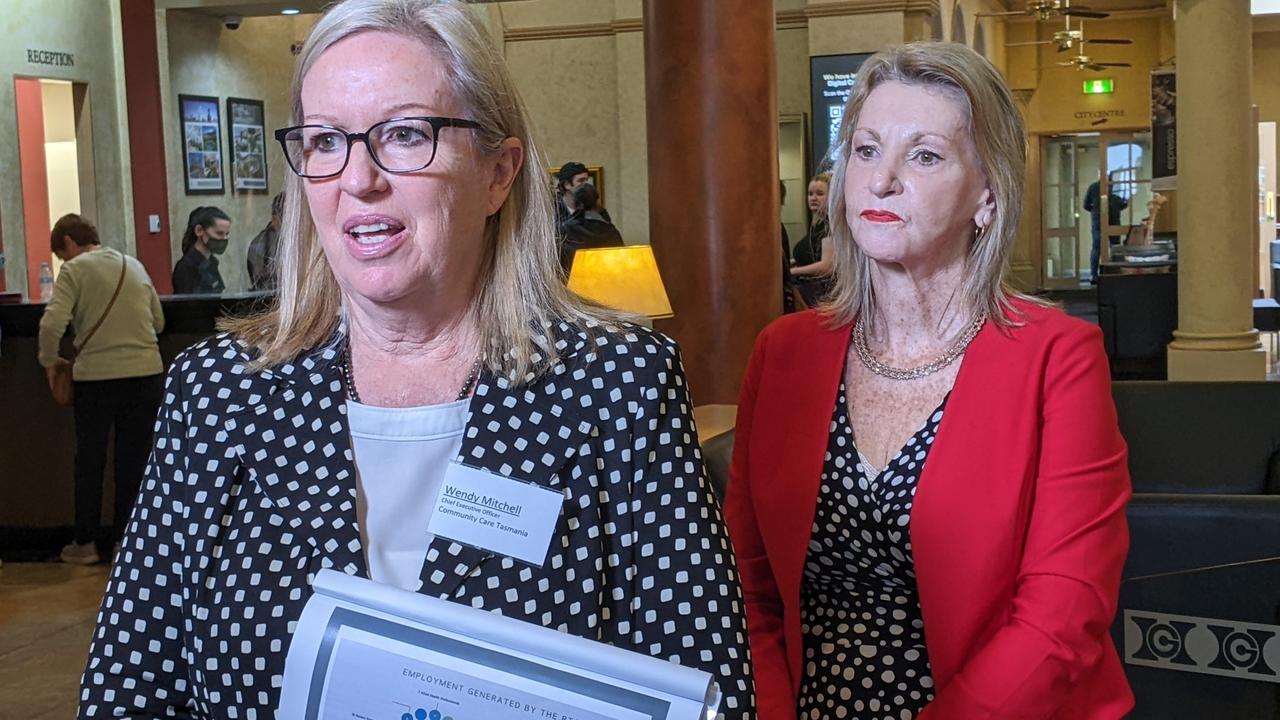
[809,53,872,170]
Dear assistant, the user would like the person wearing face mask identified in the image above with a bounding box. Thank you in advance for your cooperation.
[558,182,622,273]
[726,42,1132,719]
[171,206,231,294]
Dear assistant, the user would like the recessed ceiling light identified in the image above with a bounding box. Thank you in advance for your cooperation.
[281,7,301,15]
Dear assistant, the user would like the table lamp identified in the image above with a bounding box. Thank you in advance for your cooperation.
[566,245,674,319]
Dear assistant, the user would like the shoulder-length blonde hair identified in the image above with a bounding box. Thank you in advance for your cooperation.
[222,0,614,380]
[808,172,832,226]
[821,42,1043,327]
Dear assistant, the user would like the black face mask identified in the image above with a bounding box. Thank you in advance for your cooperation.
[206,237,229,255]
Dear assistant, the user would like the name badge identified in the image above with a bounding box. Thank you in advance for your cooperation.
[427,463,565,567]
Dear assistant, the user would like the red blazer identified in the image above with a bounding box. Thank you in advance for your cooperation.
[725,300,1134,719]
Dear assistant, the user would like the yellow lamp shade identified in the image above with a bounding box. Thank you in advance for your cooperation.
[566,245,674,319]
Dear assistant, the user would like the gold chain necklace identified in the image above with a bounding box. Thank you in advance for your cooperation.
[852,314,985,381]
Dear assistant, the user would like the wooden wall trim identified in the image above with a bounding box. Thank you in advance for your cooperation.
[502,1,942,43]
[777,9,808,30]
[804,0,938,19]
[503,18,641,43]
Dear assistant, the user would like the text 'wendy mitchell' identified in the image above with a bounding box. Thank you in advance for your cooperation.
[442,485,523,517]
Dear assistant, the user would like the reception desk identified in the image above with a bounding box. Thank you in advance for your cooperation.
[0,293,271,552]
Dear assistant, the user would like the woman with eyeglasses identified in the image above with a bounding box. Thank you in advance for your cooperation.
[77,1,754,718]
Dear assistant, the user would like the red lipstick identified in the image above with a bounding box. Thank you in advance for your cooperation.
[861,210,902,223]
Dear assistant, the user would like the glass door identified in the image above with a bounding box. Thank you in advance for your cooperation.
[1042,136,1082,288]
[1038,132,1156,289]
[1099,132,1155,263]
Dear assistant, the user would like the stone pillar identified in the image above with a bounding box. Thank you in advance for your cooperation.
[643,0,780,405]
[1167,0,1264,380]
[120,0,174,293]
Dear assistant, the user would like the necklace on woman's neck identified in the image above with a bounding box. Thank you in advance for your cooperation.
[340,337,483,404]
[852,313,985,381]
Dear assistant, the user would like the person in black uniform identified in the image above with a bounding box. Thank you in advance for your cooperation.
[171,206,231,294]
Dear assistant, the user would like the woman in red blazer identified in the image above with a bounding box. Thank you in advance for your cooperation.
[725,43,1133,719]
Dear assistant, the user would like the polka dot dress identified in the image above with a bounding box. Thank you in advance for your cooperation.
[797,380,944,720]
[75,320,756,720]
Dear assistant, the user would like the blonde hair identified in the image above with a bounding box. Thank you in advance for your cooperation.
[821,42,1043,328]
[221,0,614,380]
[808,172,832,226]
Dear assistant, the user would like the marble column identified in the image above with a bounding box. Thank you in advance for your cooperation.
[1167,0,1265,380]
[643,0,780,405]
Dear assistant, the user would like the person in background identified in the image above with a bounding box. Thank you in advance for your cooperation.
[780,180,798,313]
[558,182,623,273]
[247,192,285,291]
[555,160,589,229]
[726,42,1132,719]
[554,160,610,230]
[78,1,754,717]
[789,173,833,307]
[38,214,164,566]
[171,206,231,294]
[1083,172,1130,284]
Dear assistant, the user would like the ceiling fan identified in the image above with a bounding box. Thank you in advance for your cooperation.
[978,0,1109,21]
[1056,52,1132,71]
[1006,18,1132,53]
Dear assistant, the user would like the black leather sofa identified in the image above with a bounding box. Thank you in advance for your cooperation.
[703,381,1280,718]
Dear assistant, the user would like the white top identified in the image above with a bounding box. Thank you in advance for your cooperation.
[38,247,165,380]
[347,398,470,591]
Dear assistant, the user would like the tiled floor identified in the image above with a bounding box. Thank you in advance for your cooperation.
[0,562,109,719]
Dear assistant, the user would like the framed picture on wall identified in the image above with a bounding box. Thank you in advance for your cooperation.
[179,94,225,194]
[548,164,604,205]
[227,97,269,194]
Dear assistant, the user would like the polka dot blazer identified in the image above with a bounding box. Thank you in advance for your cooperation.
[77,320,756,719]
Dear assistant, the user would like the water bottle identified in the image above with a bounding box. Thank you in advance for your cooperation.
[38,261,54,302]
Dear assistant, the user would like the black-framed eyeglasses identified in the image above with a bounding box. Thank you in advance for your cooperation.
[274,116,487,179]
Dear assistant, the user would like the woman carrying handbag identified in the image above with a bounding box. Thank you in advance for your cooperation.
[38,214,166,565]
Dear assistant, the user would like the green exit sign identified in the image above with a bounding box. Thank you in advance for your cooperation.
[1083,78,1115,94]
